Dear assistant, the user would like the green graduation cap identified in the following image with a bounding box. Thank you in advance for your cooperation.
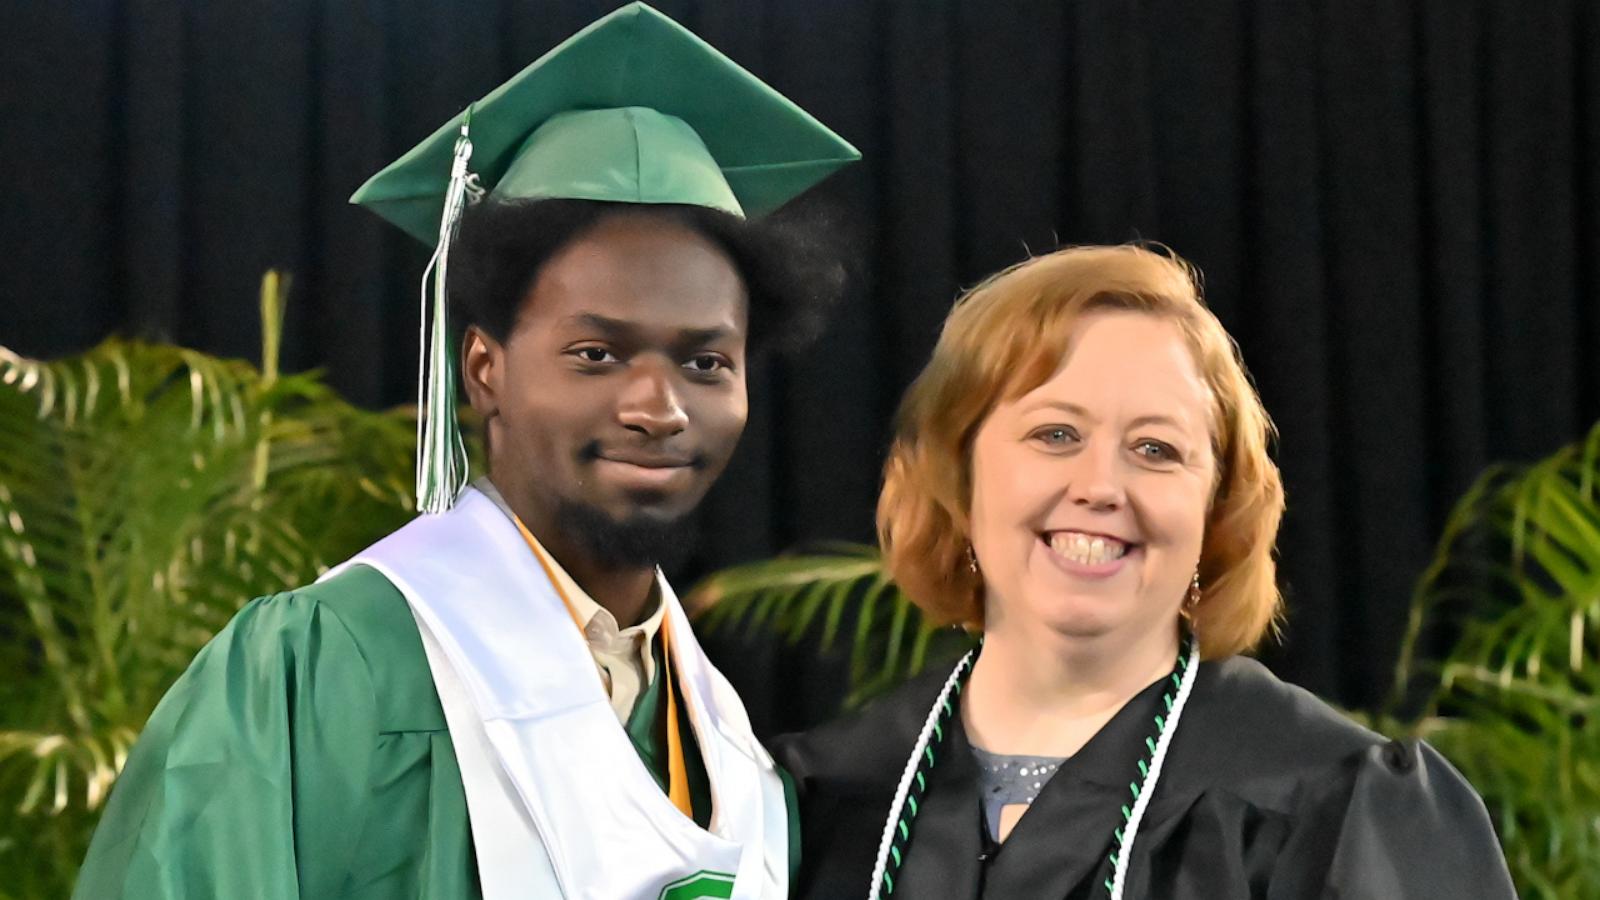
[352,1,860,242]
[350,1,860,512]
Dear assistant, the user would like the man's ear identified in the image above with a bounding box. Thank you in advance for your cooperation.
[461,325,502,419]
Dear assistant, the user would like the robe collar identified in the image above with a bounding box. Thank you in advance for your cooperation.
[894,660,1189,898]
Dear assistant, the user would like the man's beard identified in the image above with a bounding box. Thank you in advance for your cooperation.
[553,498,699,570]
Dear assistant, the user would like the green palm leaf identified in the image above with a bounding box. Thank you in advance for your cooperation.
[1392,419,1600,898]
[687,542,976,709]
[0,273,424,896]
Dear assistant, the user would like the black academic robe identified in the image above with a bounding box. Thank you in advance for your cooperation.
[773,655,1517,899]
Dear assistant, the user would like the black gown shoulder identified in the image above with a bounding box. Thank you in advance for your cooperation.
[772,656,1517,900]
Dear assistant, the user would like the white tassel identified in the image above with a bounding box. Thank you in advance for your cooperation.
[415,109,476,513]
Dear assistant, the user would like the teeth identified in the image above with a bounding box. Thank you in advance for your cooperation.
[1048,531,1128,565]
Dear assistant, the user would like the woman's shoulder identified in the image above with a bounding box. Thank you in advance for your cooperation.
[1178,660,1514,895]
[771,666,966,899]
[1196,650,1382,749]
[1177,656,1451,802]
[1187,655,1381,764]
[770,660,963,793]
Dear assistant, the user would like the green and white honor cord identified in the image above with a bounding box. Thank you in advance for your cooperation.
[415,108,478,514]
[1108,632,1199,898]
[866,648,977,899]
[865,632,1200,900]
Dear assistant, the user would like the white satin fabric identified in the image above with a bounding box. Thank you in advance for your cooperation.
[321,487,789,899]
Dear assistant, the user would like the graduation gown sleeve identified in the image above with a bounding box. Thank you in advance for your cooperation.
[72,567,479,899]
[1264,740,1516,899]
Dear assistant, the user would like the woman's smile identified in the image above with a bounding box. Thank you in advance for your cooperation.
[1039,529,1139,578]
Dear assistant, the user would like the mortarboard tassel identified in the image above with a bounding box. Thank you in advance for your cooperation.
[414,107,478,513]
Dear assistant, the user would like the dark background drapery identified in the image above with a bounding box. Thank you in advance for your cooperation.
[3,0,1596,727]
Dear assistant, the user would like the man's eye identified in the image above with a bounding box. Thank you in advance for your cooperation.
[573,347,616,364]
[685,354,729,373]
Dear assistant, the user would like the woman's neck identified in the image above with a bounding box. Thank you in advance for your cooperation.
[962,617,1180,758]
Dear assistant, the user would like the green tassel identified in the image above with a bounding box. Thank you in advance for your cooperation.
[415,106,476,513]
[416,287,465,513]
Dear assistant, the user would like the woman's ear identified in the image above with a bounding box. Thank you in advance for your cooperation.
[461,326,502,419]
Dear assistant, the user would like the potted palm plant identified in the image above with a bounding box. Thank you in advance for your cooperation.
[0,274,421,898]
[1384,421,1600,897]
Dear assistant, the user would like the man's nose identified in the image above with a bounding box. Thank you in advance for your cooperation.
[616,359,688,439]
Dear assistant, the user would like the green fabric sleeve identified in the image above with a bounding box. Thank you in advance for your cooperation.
[777,763,802,885]
[72,591,379,899]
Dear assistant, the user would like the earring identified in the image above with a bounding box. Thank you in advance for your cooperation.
[966,544,980,574]
[1182,570,1202,619]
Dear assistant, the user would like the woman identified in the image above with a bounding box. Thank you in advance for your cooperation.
[773,245,1515,898]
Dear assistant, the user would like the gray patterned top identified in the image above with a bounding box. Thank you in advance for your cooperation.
[970,745,1067,842]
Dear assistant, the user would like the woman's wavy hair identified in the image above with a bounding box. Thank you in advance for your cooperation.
[876,244,1284,659]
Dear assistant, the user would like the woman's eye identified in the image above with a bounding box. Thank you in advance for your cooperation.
[1134,440,1179,462]
[1031,426,1077,446]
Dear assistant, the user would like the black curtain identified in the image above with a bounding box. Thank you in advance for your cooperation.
[3,0,1597,727]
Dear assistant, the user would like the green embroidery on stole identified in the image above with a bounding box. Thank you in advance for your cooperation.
[657,870,736,899]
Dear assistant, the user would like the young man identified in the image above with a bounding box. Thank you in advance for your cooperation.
[72,5,857,898]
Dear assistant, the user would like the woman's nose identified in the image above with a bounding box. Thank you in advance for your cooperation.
[1065,442,1123,510]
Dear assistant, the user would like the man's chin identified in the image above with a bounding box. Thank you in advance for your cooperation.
[610,488,692,515]
[553,498,699,570]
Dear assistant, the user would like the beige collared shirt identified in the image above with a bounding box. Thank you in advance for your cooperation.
[475,479,664,723]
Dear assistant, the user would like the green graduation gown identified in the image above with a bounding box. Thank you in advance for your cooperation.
[73,565,767,899]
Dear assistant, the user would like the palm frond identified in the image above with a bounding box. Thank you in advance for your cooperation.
[687,543,975,709]
[1390,418,1600,897]
[0,272,425,895]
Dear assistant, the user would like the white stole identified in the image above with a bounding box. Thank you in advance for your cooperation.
[320,487,789,899]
